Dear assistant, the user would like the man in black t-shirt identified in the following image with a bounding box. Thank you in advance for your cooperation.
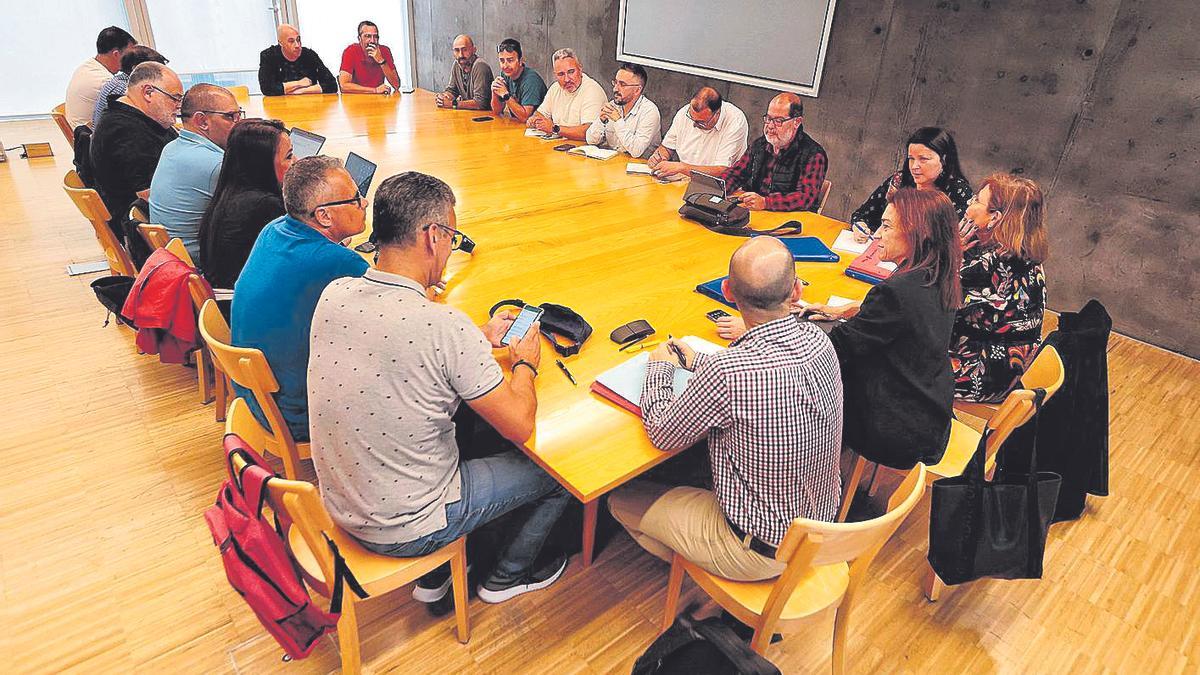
[90,62,181,260]
[258,24,338,96]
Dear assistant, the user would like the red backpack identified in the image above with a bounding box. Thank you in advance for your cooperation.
[205,434,367,660]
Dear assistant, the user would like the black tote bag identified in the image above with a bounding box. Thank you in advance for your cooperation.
[928,389,1062,586]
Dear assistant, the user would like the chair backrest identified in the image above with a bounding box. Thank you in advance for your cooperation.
[139,223,170,251]
[186,273,216,313]
[1019,343,1065,393]
[200,299,301,478]
[816,179,832,215]
[63,170,137,277]
[165,237,196,268]
[51,103,74,146]
[982,345,1065,456]
[228,404,338,591]
[129,204,150,224]
[228,85,250,102]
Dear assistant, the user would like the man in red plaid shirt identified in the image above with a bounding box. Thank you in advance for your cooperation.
[608,237,843,582]
[720,92,828,212]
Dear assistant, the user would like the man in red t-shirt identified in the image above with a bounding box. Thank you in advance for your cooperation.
[338,20,401,95]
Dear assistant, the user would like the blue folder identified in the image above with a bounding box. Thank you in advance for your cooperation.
[778,237,840,262]
[695,276,737,308]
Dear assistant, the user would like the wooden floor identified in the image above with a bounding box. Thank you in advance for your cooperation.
[3,116,1200,674]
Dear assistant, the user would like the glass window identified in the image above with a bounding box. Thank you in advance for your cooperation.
[144,0,278,85]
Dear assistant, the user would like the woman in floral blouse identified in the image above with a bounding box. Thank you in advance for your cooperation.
[951,173,1049,402]
[849,127,974,241]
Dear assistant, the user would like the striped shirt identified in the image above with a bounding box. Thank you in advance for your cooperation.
[640,317,843,545]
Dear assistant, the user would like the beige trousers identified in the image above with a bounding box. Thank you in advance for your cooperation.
[608,480,786,582]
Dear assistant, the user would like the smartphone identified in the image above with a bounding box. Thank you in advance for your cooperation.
[472,116,494,122]
[553,143,575,152]
[501,305,544,346]
[706,309,731,322]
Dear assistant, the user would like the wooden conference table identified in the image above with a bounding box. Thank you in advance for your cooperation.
[243,90,872,565]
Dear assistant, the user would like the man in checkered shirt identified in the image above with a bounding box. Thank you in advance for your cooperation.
[719,92,828,212]
[609,237,843,582]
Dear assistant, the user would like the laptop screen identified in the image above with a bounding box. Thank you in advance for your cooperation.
[289,127,326,159]
[345,152,378,197]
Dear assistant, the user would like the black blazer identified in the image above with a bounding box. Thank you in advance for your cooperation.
[828,268,956,469]
[257,45,338,96]
[199,188,285,289]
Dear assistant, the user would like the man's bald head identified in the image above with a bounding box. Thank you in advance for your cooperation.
[277,24,302,61]
[452,34,477,65]
[771,92,804,119]
[277,24,298,42]
[727,237,797,311]
[692,86,722,114]
[180,84,235,118]
[453,34,474,49]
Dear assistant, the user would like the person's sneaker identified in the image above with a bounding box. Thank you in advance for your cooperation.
[476,555,568,604]
[412,563,470,603]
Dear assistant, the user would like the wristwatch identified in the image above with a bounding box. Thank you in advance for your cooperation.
[552,124,561,135]
[499,93,511,103]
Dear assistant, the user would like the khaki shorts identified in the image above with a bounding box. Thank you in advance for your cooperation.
[609,481,785,582]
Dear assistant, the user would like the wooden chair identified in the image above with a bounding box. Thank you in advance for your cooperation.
[837,345,1066,600]
[164,237,196,268]
[62,170,136,277]
[199,299,308,478]
[51,103,74,146]
[227,85,250,101]
[227,398,470,674]
[138,223,170,251]
[953,339,1056,430]
[816,179,832,215]
[662,464,926,669]
[187,274,229,420]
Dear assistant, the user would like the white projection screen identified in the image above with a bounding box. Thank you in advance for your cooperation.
[616,0,838,96]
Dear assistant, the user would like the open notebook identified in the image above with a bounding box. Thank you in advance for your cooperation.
[568,145,619,160]
[590,336,724,416]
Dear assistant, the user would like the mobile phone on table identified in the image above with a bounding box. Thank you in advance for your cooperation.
[472,116,493,122]
[501,304,544,346]
[706,309,731,322]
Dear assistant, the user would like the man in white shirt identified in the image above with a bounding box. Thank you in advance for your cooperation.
[648,86,749,180]
[65,27,138,129]
[527,48,607,141]
[585,63,661,159]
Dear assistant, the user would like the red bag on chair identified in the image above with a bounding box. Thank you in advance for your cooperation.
[205,434,366,660]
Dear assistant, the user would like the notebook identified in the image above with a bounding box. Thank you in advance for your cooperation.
[567,145,619,160]
[626,162,653,175]
[345,152,377,197]
[590,336,724,415]
[695,276,736,308]
[844,239,897,285]
[289,127,325,159]
[832,229,870,255]
[778,237,840,262]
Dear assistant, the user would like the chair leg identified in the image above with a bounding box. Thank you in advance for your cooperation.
[197,348,215,405]
[336,595,362,674]
[837,456,866,522]
[865,462,882,497]
[922,564,946,602]
[581,499,598,567]
[450,539,471,643]
[214,372,229,423]
[661,554,685,632]
[830,603,849,675]
[749,622,774,655]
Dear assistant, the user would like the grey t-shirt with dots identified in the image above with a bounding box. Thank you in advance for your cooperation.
[308,268,504,545]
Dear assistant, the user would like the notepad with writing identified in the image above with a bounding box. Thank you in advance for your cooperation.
[832,229,869,254]
[590,336,724,415]
[568,145,619,160]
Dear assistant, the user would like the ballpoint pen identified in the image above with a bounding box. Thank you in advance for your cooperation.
[666,335,686,368]
[851,221,873,240]
[619,335,650,351]
[555,359,577,385]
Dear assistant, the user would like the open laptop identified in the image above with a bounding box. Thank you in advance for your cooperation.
[345,152,378,197]
[289,127,326,159]
[683,170,728,203]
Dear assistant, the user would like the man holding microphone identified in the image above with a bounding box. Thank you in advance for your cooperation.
[339,20,401,95]
[585,63,661,159]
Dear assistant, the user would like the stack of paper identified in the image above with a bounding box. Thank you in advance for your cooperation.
[591,336,723,415]
[832,229,869,254]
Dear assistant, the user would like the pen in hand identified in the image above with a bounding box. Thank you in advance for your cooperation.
[666,335,686,368]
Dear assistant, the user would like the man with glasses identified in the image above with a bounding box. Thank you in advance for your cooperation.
[258,24,338,96]
[309,171,572,605]
[232,157,370,444]
[436,34,493,110]
[338,20,401,95]
[719,92,828,212]
[648,86,748,180]
[527,48,607,141]
[490,38,547,122]
[90,62,181,258]
[93,46,169,129]
[149,84,241,262]
[585,63,660,159]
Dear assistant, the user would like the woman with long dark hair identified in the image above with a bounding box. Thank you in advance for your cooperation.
[848,126,973,242]
[811,188,963,469]
[198,118,293,288]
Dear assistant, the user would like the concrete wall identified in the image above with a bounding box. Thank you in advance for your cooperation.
[411,0,1200,357]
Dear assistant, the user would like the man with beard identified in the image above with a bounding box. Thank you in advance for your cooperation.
[527,48,607,141]
[338,20,401,95]
[720,93,828,212]
[258,24,338,96]
[585,62,661,159]
[436,35,493,110]
[489,38,547,122]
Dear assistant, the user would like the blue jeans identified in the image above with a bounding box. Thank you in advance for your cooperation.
[361,451,571,581]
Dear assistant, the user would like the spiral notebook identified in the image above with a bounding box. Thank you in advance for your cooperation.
[590,336,724,416]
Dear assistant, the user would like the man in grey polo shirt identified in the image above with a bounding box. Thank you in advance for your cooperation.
[309,171,571,604]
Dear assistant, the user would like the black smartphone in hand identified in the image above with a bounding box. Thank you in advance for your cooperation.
[706,309,731,322]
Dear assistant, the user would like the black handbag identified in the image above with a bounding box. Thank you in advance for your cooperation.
[927,389,1062,586]
[632,607,780,675]
[678,194,803,237]
[488,299,593,357]
[90,275,135,327]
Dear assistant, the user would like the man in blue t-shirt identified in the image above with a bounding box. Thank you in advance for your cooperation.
[232,156,370,442]
[489,38,547,123]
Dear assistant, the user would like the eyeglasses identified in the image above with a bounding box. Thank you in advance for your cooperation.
[423,223,476,253]
[611,79,641,89]
[309,195,367,217]
[198,108,245,121]
[686,108,719,130]
[149,84,183,104]
[762,115,799,127]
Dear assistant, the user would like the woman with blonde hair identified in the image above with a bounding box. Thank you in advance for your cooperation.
[951,173,1049,402]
